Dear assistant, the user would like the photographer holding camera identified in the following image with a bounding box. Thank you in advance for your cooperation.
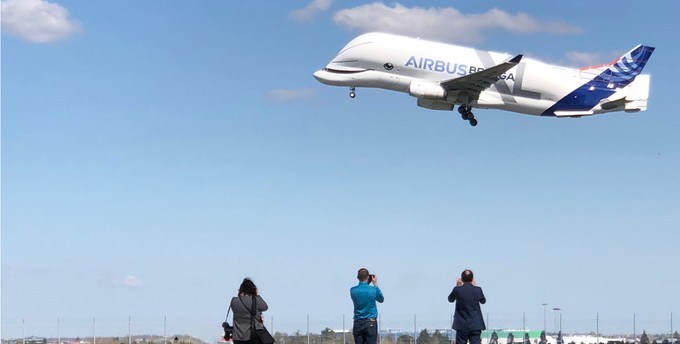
[448,269,486,344]
[230,278,269,344]
[350,268,384,344]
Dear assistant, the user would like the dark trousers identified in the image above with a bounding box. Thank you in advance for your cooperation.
[455,330,481,344]
[353,319,378,344]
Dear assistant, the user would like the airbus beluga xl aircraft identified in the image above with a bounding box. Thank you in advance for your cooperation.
[313,32,655,126]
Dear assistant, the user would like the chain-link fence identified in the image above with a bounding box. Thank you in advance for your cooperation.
[2,313,676,344]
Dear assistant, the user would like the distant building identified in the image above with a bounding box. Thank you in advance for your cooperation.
[478,331,627,344]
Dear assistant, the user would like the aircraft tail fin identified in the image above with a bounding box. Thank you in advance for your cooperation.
[586,45,655,88]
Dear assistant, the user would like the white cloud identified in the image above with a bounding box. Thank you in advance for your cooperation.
[566,50,622,68]
[121,275,143,288]
[290,0,333,22]
[266,88,316,102]
[333,3,581,44]
[1,0,81,43]
[1,263,62,276]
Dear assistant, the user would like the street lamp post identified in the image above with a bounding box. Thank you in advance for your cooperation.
[553,308,561,334]
[670,312,674,344]
[633,313,637,344]
[596,313,600,344]
[542,303,548,334]
[560,312,563,333]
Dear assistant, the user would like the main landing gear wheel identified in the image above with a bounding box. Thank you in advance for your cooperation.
[349,87,356,98]
[457,106,478,127]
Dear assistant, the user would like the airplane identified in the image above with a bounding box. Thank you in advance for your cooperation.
[313,32,655,126]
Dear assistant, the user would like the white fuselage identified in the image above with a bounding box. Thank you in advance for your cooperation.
[314,33,650,117]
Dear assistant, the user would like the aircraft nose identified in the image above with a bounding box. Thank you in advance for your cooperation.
[313,69,328,83]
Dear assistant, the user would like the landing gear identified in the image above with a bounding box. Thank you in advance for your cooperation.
[349,87,356,99]
[457,105,477,127]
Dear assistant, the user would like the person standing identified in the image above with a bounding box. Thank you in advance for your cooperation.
[350,268,384,344]
[448,269,486,344]
[231,278,269,344]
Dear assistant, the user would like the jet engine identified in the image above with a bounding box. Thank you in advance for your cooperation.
[408,81,447,100]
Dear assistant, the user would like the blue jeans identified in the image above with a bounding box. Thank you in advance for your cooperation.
[353,319,378,344]
[456,330,482,344]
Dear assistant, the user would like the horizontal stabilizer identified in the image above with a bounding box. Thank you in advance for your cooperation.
[600,97,626,110]
[594,74,651,113]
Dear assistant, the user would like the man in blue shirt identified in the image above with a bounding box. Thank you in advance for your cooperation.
[350,268,384,344]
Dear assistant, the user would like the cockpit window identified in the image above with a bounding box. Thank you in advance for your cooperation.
[383,63,394,70]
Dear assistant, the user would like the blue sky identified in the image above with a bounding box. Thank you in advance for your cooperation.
[2,0,679,342]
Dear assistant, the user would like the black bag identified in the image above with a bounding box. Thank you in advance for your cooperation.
[222,306,233,341]
[243,295,275,344]
[252,328,275,344]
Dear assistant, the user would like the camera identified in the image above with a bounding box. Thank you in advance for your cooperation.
[222,321,233,341]
[367,274,376,284]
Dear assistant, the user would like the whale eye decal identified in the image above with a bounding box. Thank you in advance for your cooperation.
[384,63,394,70]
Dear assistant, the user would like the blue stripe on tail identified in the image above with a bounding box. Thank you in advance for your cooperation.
[541,45,655,116]
[594,45,655,88]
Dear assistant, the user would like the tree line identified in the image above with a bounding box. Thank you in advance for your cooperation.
[272,329,680,344]
[273,328,452,344]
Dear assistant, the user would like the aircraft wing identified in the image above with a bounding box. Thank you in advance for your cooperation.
[440,54,523,100]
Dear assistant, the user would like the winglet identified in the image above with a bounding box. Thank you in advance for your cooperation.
[508,54,523,64]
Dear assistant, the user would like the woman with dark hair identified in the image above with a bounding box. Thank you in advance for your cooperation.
[230,278,269,344]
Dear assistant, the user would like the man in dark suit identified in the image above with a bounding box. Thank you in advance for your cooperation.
[448,269,486,344]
